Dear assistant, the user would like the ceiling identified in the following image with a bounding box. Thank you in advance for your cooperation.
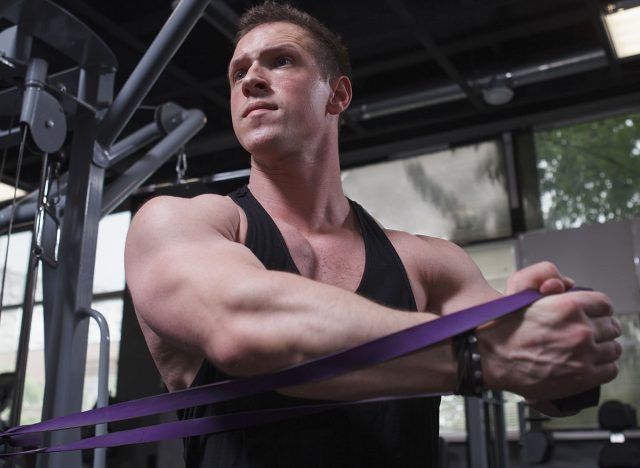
[2,0,640,191]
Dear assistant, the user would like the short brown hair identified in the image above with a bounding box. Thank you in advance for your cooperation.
[235,1,351,81]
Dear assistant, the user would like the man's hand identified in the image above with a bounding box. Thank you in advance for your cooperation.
[479,262,622,402]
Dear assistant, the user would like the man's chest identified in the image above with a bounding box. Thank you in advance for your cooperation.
[278,223,366,293]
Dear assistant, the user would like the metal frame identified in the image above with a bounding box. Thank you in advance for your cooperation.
[0,1,209,467]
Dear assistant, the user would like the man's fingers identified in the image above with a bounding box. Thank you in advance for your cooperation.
[592,316,622,343]
[580,292,614,318]
[507,261,574,295]
[539,278,567,295]
[593,340,623,365]
[593,361,620,384]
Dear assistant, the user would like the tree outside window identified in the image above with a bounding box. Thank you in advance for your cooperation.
[534,112,640,229]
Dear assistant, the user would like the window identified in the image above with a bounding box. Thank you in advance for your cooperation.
[534,112,640,430]
[534,112,640,230]
[342,140,511,243]
[0,211,130,424]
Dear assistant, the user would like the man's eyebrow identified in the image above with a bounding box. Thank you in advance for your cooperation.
[228,43,301,75]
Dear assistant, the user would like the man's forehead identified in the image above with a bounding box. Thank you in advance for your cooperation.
[231,22,313,60]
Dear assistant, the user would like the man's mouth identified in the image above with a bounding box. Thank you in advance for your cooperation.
[243,102,278,118]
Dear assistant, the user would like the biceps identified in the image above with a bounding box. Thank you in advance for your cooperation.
[127,242,264,350]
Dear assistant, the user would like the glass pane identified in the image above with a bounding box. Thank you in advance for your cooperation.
[20,305,45,425]
[0,307,21,423]
[93,211,131,294]
[439,395,466,434]
[342,141,511,243]
[534,112,640,230]
[0,231,32,306]
[465,240,516,293]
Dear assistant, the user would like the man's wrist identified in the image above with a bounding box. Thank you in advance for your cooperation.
[453,330,484,396]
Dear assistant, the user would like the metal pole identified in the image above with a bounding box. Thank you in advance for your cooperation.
[101,109,206,216]
[78,308,110,468]
[517,401,530,468]
[492,391,510,468]
[96,0,211,148]
[8,56,51,431]
[465,396,490,468]
[106,121,163,168]
[37,66,106,468]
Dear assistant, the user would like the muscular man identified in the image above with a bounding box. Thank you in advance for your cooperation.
[124,2,622,467]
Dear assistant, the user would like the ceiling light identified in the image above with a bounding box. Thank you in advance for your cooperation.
[482,85,514,106]
[482,74,514,106]
[604,2,640,58]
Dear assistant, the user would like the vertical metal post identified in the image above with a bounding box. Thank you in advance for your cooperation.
[6,59,52,468]
[465,396,490,468]
[517,401,530,467]
[491,391,510,468]
[36,66,107,468]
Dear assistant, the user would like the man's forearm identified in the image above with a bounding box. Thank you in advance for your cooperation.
[202,268,459,399]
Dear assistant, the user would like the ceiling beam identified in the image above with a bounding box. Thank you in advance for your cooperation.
[443,10,590,55]
[339,90,640,168]
[384,0,486,110]
[60,0,229,109]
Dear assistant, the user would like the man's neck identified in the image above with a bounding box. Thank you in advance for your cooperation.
[247,149,350,233]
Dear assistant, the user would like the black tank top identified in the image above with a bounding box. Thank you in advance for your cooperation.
[179,186,440,467]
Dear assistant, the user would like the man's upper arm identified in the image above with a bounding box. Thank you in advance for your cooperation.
[124,195,264,356]
[416,235,502,314]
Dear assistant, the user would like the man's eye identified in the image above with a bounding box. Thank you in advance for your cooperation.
[275,56,292,67]
[233,70,246,82]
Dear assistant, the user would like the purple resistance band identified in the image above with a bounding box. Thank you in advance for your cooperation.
[0,289,597,455]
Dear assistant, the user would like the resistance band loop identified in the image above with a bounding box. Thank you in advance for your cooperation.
[0,288,591,455]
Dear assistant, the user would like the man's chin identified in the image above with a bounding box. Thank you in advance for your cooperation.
[242,132,291,157]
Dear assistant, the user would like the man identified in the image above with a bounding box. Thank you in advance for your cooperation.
[124,2,622,467]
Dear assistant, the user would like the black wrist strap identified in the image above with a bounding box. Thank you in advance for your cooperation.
[453,330,484,397]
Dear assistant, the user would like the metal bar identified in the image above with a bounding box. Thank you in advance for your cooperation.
[340,90,640,168]
[0,126,23,150]
[135,167,250,195]
[517,401,529,467]
[3,289,125,312]
[491,391,510,468]
[96,0,212,148]
[78,308,110,468]
[37,66,106,468]
[105,121,164,168]
[502,132,519,210]
[465,396,490,468]
[101,108,206,216]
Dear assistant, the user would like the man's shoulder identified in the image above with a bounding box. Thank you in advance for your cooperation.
[127,194,244,251]
[383,228,491,309]
[136,194,239,228]
[384,228,467,261]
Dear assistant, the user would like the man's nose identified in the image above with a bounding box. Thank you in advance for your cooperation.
[242,65,269,97]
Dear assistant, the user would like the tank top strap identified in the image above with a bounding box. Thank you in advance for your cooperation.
[349,199,418,311]
[228,186,299,274]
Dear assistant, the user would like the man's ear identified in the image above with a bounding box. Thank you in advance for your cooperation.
[327,76,352,115]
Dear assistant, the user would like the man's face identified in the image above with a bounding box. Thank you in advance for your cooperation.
[229,22,334,159]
